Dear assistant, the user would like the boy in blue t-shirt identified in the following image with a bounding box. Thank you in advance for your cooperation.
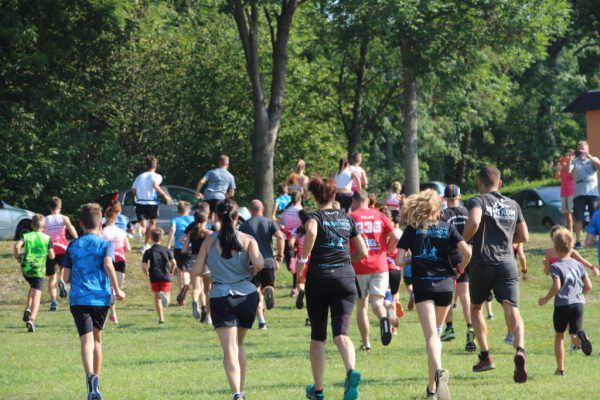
[167,201,195,305]
[62,203,125,400]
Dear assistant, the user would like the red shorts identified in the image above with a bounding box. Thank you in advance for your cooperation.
[150,281,171,293]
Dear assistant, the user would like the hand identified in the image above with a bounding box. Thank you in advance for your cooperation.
[538,297,547,306]
[248,265,257,276]
[592,266,600,277]
[521,270,528,281]
[274,260,280,270]
[196,192,204,200]
[115,289,126,301]
[165,196,174,206]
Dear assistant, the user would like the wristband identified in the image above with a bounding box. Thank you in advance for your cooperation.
[521,269,528,274]
[298,256,309,264]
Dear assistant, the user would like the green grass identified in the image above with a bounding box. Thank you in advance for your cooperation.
[2,232,600,399]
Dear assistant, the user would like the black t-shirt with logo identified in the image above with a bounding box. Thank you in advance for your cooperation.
[308,209,359,278]
[467,192,524,265]
[142,244,174,282]
[397,221,462,293]
[441,206,469,264]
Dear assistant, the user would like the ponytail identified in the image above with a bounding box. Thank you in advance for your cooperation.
[191,211,208,241]
[338,158,348,175]
[215,199,242,259]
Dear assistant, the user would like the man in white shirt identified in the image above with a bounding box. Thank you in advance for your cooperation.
[132,156,173,249]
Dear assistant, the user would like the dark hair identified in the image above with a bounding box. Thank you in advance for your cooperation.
[191,211,209,241]
[80,203,103,230]
[146,156,158,170]
[296,209,310,235]
[368,193,377,208]
[338,158,349,174]
[215,199,242,259]
[350,152,361,165]
[277,182,288,195]
[151,228,164,243]
[478,166,501,188]
[105,205,120,223]
[352,189,369,203]
[48,197,62,211]
[308,176,337,205]
[290,191,302,205]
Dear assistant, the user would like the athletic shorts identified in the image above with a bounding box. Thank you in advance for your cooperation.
[45,254,64,276]
[174,249,192,271]
[414,290,454,307]
[389,269,402,295]
[355,272,389,299]
[135,203,158,221]
[305,274,356,341]
[469,262,519,307]
[253,268,275,288]
[335,192,353,213]
[70,305,109,337]
[24,276,44,291]
[554,303,584,334]
[561,196,574,214]
[114,261,126,274]
[150,281,171,293]
[573,195,599,222]
[284,240,293,270]
[449,254,469,283]
[210,291,259,329]
[207,199,220,213]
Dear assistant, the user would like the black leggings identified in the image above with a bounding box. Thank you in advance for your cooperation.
[389,269,402,295]
[335,193,353,213]
[305,274,356,341]
[284,239,297,288]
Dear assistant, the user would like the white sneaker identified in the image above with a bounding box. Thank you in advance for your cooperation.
[159,291,169,308]
[504,332,514,345]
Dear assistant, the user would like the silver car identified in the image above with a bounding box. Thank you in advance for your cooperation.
[509,186,564,227]
[0,200,34,240]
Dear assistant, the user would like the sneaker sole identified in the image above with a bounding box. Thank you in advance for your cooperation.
[380,318,392,346]
[296,291,305,310]
[264,287,275,310]
[192,302,200,320]
[159,292,169,308]
[473,362,495,373]
[435,369,450,400]
[440,335,456,342]
[578,331,593,356]
[26,321,34,332]
[58,281,68,298]
[343,371,361,400]
[513,352,527,383]
[22,309,31,322]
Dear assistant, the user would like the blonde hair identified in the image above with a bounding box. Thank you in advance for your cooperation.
[553,227,573,255]
[391,181,402,193]
[331,200,341,210]
[294,160,305,174]
[400,189,441,228]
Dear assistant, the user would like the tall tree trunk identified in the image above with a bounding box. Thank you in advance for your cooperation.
[402,64,419,195]
[459,129,472,185]
[384,117,394,170]
[347,38,368,156]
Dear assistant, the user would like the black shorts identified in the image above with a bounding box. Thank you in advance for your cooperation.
[284,239,293,270]
[70,305,109,337]
[335,193,353,213]
[573,195,599,222]
[174,249,192,271]
[457,264,470,284]
[253,268,275,288]
[45,254,64,276]
[114,261,126,274]
[210,292,259,329]
[24,276,44,291]
[414,290,454,307]
[135,203,158,221]
[206,199,220,213]
[553,303,584,334]
[389,269,402,295]
[305,273,356,341]
[469,262,519,306]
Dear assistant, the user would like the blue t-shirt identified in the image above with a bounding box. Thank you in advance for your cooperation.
[172,215,195,249]
[275,194,291,213]
[102,213,130,232]
[203,168,236,200]
[587,210,600,263]
[62,233,114,306]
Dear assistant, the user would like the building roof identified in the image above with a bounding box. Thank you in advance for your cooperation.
[564,90,600,113]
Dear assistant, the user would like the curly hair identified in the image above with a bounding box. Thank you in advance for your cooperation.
[400,189,441,229]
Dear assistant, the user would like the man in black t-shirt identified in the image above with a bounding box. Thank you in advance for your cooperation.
[463,166,529,383]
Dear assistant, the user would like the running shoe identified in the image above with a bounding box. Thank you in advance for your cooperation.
[305,384,324,399]
[200,306,207,323]
[343,369,361,400]
[87,373,102,400]
[380,317,392,346]
[452,303,457,310]
[58,279,68,298]
[296,289,305,309]
[426,387,438,400]
[575,241,583,250]
[472,352,495,372]
[569,343,580,352]
[359,344,371,353]
[176,284,189,305]
[440,326,456,342]
[232,392,245,400]
[504,332,515,345]
[395,301,405,318]
[158,320,165,324]
[264,286,275,310]
[434,368,450,400]
[108,315,118,324]
[513,349,527,383]
[192,301,201,320]
[487,314,494,321]
[259,322,267,330]
[50,299,58,311]
[554,369,565,376]
[205,317,212,325]
[159,291,169,308]
[577,330,593,356]
[305,318,311,327]
[22,307,31,322]
[26,320,35,332]
[465,328,477,352]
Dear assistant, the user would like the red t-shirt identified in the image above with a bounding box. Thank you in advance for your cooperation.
[349,207,394,275]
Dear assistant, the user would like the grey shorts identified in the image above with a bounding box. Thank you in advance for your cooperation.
[561,196,573,214]
[469,261,519,307]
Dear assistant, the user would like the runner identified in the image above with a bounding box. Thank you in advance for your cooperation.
[131,156,173,250]
[167,201,195,305]
[396,189,471,400]
[385,211,405,329]
[44,197,78,308]
[289,209,311,326]
[349,189,401,350]
[191,199,264,400]
[296,176,368,400]
[195,154,236,215]
[239,200,285,330]
[278,192,304,297]
[385,181,403,220]
[334,158,361,213]
[438,185,477,352]
[349,152,368,192]
[288,159,309,195]
[142,228,176,323]
[271,183,291,220]
[556,149,575,231]
[462,166,530,383]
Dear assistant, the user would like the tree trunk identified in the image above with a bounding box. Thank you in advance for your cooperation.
[459,129,472,185]
[384,119,394,170]
[347,38,368,156]
[402,64,419,195]
[251,107,276,211]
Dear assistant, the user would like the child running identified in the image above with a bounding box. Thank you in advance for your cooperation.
[62,203,125,400]
[142,228,176,324]
[538,227,593,375]
[14,214,55,332]
[544,225,599,276]
[396,189,471,400]
[167,201,194,305]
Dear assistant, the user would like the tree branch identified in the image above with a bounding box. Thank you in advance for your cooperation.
[264,7,276,50]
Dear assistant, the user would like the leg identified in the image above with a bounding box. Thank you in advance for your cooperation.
[369,294,387,320]
[471,303,488,351]
[203,275,212,319]
[93,329,103,376]
[29,288,42,321]
[80,332,95,373]
[182,270,191,287]
[564,213,573,232]
[139,219,148,243]
[192,276,203,304]
[485,301,493,318]
[555,332,565,372]
[502,301,525,350]
[458,283,472,325]
[310,340,326,391]
[356,297,370,347]
[216,327,242,394]
[47,273,57,302]
[154,292,164,321]
[333,334,356,371]
[145,218,157,245]
[237,328,249,392]
[416,301,443,393]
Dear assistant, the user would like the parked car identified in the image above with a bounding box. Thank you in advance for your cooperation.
[99,185,200,232]
[0,200,34,240]
[419,181,446,196]
[509,186,563,227]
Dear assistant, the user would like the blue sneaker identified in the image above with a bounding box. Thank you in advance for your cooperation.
[87,374,102,400]
[306,384,324,399]
[343,369,361,400]
[50,299,58,311]
[58,279,68,298]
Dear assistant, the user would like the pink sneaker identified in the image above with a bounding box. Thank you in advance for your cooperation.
[109,315,118,324]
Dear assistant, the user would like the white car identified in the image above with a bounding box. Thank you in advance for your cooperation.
[0,200,34,240]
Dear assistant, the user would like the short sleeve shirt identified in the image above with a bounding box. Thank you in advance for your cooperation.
[132,171,163,205]
[102,225,127,262]
[62,234,114,306]
[202,168,236,200]
[440,206,469,261]
[239,216,279,265]
[550,258,587,307]
[397,222,462,293]
[349,207,394,275]
[571,157,599,197]
[467,192,524,265]
[171,215,195,249]
[142,244,174,282]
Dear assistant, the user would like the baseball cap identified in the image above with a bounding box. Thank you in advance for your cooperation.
[444,184,461,199]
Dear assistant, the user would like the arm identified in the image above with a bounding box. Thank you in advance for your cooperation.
[104,256,125,300]
[583,275,592,294]
[226,188,235,199]
[516,243,527,280]
[141,262,149,278]
[167,223,175,249]
[351,173,362,190]
[361,169,368,187]
[456,241,472,273]
[181,236,190,254]
[63,216,79,239]
[13,240,23,261]
[274,230,285,269]
[543,250,551,275]
[195,177,207,199]
[48,248,55,260]
[386,229,401,254]
[169,258,177,275]
[296,219,317,275]
[395,249,407,268]
[124,237,131,253]
[153,182,173,205]
[462,207,482,242]
[584,232,595,248]
[589,156,600,170]
[538,277,561,306]
[350,234,368,263]
[191,236,211,277]
[245,236,264,276]
[513,221,529,244]
[571,250,599,276]
[63,268,71,284]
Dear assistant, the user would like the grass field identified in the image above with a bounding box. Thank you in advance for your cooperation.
[2,231,600,399]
